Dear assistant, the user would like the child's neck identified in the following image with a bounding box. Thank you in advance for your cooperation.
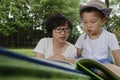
[89,29,103,40]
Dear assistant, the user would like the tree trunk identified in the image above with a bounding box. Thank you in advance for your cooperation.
[105,0,109,7]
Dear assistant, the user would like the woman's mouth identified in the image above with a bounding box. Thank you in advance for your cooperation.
[60,37,66,40]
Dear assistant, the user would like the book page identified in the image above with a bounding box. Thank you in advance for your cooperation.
[103,64,120,77]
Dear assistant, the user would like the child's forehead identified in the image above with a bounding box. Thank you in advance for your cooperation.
[82,18,98,22]
[82,11,101,18]
[82,13,101,21]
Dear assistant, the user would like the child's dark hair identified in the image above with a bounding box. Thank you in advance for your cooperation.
[80,7,106,19]
[45,13,72,37]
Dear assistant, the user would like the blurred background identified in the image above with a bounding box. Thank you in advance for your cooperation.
[0,0,120,56]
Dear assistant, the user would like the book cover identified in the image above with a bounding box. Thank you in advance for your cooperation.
[0,48,120,80]
[0,48,91,80]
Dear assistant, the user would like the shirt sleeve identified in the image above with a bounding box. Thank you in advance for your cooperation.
[33,38,47,54]
[108,34,120,50]
[75,33,85,49]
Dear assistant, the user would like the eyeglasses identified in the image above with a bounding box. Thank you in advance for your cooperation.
[54,27,71,33]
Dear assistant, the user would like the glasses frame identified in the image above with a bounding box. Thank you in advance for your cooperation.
[54,27,71,33]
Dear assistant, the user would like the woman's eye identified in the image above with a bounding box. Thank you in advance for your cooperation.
[56,28,61,30]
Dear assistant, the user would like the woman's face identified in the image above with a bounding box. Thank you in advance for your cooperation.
[52,22,70,43]
[81,11,106,35]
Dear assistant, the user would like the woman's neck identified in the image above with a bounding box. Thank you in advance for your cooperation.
[53,40,68,55]
[53,40,66,48]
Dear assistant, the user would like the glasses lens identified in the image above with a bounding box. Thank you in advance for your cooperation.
[55,28,61,33]
[64,28,70,33]
[55,28,70,33]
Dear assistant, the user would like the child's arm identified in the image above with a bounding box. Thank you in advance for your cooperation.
[112,49,120,67]
[76,48,83,57]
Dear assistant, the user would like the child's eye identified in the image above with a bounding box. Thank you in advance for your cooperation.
[83,21,87,24]
[91,20,97,23]
[91,19,98,23]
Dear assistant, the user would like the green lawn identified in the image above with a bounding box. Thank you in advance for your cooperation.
[8,48,35,57]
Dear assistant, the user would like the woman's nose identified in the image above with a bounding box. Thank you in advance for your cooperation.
[61,30,65,34]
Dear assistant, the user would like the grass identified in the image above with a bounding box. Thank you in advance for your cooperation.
[8,48,35,57]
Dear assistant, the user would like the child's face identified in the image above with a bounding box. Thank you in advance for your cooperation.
[81,11,106,35]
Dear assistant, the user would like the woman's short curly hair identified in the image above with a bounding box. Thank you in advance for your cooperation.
[45,13,72,37]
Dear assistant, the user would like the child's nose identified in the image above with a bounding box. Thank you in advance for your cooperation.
[87,23,92,28]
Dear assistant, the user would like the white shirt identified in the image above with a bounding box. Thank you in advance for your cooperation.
[75,29,120,60]
[33,38,77,59]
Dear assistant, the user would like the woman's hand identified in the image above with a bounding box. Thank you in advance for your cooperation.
[48,54,65,61]
[48,54,76,64]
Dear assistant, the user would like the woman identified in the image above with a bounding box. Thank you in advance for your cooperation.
[33,13,77,63]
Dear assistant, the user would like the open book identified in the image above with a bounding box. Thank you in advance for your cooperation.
[46,58,120,80]
[76,58,120,80]
[0,48,120,80]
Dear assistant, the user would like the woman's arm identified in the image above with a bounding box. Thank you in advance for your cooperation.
[48,54,76,64]
[35,53,45,58]
[63,57,77,64]
[112,49,120,67]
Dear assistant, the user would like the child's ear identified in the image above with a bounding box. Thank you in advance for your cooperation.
[102,18,107,25]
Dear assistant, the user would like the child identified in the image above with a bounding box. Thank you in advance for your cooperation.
[75,0,120,67]
[33,13,77,63]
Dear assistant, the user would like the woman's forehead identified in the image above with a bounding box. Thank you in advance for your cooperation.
[57,24,69,28]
